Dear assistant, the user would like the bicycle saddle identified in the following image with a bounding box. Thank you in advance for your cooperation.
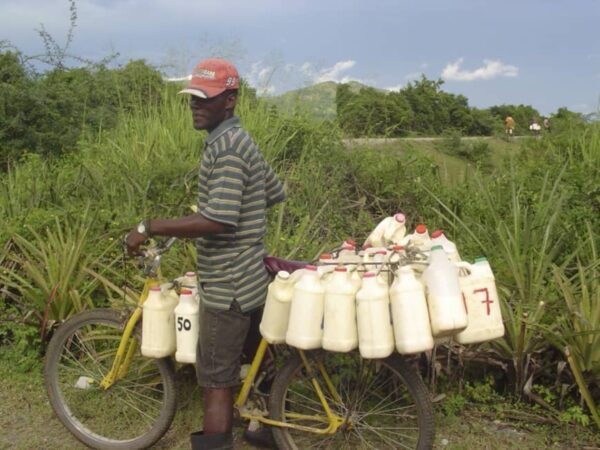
[263,256,307,276]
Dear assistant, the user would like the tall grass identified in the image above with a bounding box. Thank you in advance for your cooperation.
[0,82,357,325]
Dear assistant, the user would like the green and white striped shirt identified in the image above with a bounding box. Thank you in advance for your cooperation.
[196,116,286,312]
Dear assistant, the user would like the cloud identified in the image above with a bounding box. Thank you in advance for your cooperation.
[441,58,518,81]
[246,61,278,95]
[384,84,403,92]
[314,60,356,83]
[286,60,360,84]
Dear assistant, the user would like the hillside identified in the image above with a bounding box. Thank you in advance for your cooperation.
[264,80,376,120]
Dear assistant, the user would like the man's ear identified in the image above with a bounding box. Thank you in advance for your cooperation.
[225,92,238,110]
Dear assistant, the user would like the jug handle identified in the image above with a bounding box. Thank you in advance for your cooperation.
[455,261,473,276]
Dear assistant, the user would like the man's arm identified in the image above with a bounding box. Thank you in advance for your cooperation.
[125,214,226,256]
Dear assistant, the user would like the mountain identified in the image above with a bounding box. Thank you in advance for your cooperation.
[263,81,375,120]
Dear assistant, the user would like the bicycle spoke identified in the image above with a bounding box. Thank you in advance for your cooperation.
[46,311,176,446]
[271,352,432,450]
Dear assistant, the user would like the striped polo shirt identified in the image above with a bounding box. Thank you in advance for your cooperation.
[196,116,286,313]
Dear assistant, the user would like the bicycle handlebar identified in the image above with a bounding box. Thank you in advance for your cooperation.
[135,236,179,277]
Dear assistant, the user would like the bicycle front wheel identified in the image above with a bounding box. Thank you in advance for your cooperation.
[44,308,177,450]
[269,351,435,450]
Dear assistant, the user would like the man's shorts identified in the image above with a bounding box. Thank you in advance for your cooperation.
[195,298,252,388]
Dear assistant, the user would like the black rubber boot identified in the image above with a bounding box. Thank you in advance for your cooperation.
[190,431,234,450]
[243,427,277,449]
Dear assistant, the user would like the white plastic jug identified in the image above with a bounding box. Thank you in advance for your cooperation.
[365,213,406,248]
[142,286,178,358]
[409,223,431,251]
[259,271,294,344]
[388,245,406,265]
[356,272,394,359]
[174,289,200,363]
[181,271,198,288]
[317,253,335,280]
[430,230,461,263]
[349,266,363,290]
[338,242,360,265]
[455,257,505,344]
[372,249,390,283]
[422,245,468,337]
[364,219,388,248]
[286,265,325,350]
[322,267,358,352]
[390,266,434,354]
[385,213,407,245]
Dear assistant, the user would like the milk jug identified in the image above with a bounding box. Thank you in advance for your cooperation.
[356,273,394,359]
[455,257,505,344]
[317,253,335,280]
[373,249,390,283]
[142,286,178,358]
[409,224,431,251]
[390,266,434,354]
[322,267,358,352]
[174,289,200,363]
[430,231,461,263]
[364,218,388,248]
[286,265,325,349]
[260,271,294,344]
[349,266,363,290]
[422,245,468,337]
[385,213,407,245]
[181,270,198,288]
[389,245,406,265]
[338,242,360,265]
[365,213,406,248]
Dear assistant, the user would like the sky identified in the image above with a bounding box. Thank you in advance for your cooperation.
[1,0,599,115]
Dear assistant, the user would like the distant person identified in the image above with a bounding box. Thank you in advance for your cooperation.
[529,118,541,138]
[543,117,551,133]
[504,116,515,137]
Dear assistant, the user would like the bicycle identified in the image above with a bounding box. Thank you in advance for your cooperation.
[44,238,435,449]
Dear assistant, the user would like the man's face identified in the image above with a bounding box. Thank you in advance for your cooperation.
[189,91,236,131]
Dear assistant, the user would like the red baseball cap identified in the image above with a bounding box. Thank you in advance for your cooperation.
[179,58,240,99]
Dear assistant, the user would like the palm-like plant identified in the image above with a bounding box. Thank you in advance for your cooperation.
[429,168,568,396]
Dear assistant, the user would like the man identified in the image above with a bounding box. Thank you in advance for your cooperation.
[504,115,515,137]
[126,58,285,450]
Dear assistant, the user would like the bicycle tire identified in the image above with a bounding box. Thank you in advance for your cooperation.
[269,351,435,450]
[44,308,177,450]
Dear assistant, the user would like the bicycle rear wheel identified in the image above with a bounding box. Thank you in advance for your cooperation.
[44,308,177,450]
[269,351,435,450]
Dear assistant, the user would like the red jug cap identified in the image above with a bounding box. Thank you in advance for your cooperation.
[431,230,443,239]
[181,289,193,295]
[319,253,333,260]
[416,224,427,234]
[363,272,376,278]
[334,267,348,272]
[306,265,318,271]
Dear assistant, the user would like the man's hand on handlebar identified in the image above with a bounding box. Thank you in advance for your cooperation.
[124,230,148,257]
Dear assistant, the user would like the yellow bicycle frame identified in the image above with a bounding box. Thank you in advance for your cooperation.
[235,339,346,434]
[100,278,160,389]
[100,277,345,434]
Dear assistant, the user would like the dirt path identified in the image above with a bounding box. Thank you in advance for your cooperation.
[343,136,525,147]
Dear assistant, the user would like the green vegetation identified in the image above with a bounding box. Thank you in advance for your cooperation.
[0,21,599,443]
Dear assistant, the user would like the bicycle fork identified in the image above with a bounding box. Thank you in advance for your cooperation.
[100,280,158,389]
